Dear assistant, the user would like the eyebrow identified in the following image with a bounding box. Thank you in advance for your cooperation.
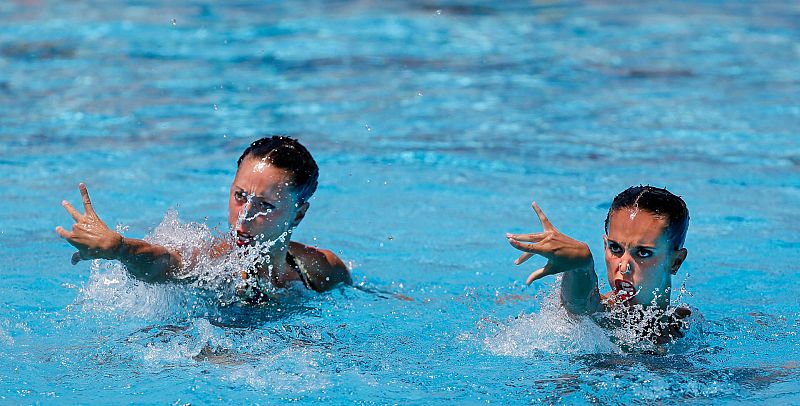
[233,187,277,201]
[607,239,657,249]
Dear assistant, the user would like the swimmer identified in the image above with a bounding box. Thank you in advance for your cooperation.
[56,136,352,298]
[506,185,690,344]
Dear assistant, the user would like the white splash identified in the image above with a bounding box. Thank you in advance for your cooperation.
[79,208,293,315]
[486,281,619,356]
[486,277,700,356]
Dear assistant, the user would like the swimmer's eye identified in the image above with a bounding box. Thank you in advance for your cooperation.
[259,201,275,211]
[607,242,623,255]
[234,191,248,203]
[636,248,653,259]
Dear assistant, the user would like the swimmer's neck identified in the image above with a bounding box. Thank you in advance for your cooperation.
[254,243,299,288]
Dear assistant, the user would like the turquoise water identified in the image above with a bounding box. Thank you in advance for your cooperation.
[1,0,799,403]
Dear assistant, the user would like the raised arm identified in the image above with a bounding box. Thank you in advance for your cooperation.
[506,202,602,315]
[55,183,186,283]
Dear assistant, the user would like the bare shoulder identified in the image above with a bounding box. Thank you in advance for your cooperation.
[289,241,352,292]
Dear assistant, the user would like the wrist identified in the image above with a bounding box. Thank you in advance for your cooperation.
[571,243,594,273]
[108,233,126,260]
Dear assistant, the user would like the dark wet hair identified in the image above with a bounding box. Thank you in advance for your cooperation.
[237,136,319,204]
[604,185,689,250]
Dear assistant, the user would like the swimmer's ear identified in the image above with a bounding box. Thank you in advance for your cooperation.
[290,201,309,228]
[670,248,688,275]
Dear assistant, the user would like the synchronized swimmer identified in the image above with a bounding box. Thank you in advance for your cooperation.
[507,186,691,344]
[56,136,352,302]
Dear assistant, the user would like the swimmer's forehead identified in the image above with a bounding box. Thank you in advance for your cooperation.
[232,163,297,201]
[606,209,669,247]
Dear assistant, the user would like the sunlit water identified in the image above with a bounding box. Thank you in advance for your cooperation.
[1,0,799,403]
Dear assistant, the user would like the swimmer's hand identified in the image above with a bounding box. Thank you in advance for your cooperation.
[654,306,691,344]
[56,183,123,264]
[506,202,594,284]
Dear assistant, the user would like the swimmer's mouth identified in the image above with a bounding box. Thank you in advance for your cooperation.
[614,279,636,300]
[236,232,253,247]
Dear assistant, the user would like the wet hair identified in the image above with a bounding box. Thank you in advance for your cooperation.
[604,185,689,250]
[237,136,319,204]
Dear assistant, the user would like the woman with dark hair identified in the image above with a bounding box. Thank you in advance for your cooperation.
[56,136,351,299]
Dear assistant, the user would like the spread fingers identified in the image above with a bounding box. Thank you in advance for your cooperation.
[505,232,545,243]
[507,237,545,254]
[55,226,74,240]
[531,202,555,231]
[62,200,82,222]
[515,252,534,265]
[525,263,552,285]
[79,183,96,216]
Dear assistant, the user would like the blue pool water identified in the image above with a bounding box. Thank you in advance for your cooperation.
[1,0,799,403]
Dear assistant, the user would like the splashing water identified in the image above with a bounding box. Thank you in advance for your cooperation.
[485,281,619,356]
[80,205,299,319]
[485,276,702,356]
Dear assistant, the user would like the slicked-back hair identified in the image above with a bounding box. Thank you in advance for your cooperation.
[604,185,689,250]
[237,136,319,204]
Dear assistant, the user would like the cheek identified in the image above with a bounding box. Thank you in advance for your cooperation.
[634,257,669,284]
[603,249,618,273]
[603,249,614,265]
[228,198,241,220]
[227,200,236,223]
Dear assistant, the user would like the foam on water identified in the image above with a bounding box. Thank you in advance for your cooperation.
[485,283,619,356]
[0,321,16,346]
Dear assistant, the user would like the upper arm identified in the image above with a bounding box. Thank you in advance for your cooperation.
[319,248,352,288]
[290,242,352,292]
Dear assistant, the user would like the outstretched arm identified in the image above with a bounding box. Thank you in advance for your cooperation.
[506,202,602,315]
[55,183,187,283]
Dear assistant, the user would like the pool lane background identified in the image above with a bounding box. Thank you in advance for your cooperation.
[1,0,799,403]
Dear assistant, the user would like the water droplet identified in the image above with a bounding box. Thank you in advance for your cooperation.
[387,235,394,241]
[435,9,442,15]
[213,104,218,111]
[170,18,177,26]
[417,91,424,96]
[364,124,372,132]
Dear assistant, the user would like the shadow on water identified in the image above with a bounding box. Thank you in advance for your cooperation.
[1,41,76,60]
[563,352,800,402]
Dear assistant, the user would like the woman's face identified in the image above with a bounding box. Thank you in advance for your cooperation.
[227,156,306,248]
[603,209,685,309]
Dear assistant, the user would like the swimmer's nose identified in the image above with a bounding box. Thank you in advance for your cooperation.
[234,204,256,233]
[618,259,633,275]
[239,201,255,221]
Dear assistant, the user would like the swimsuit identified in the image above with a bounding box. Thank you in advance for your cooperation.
[242,251,313,304]
[286,251,313,290]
